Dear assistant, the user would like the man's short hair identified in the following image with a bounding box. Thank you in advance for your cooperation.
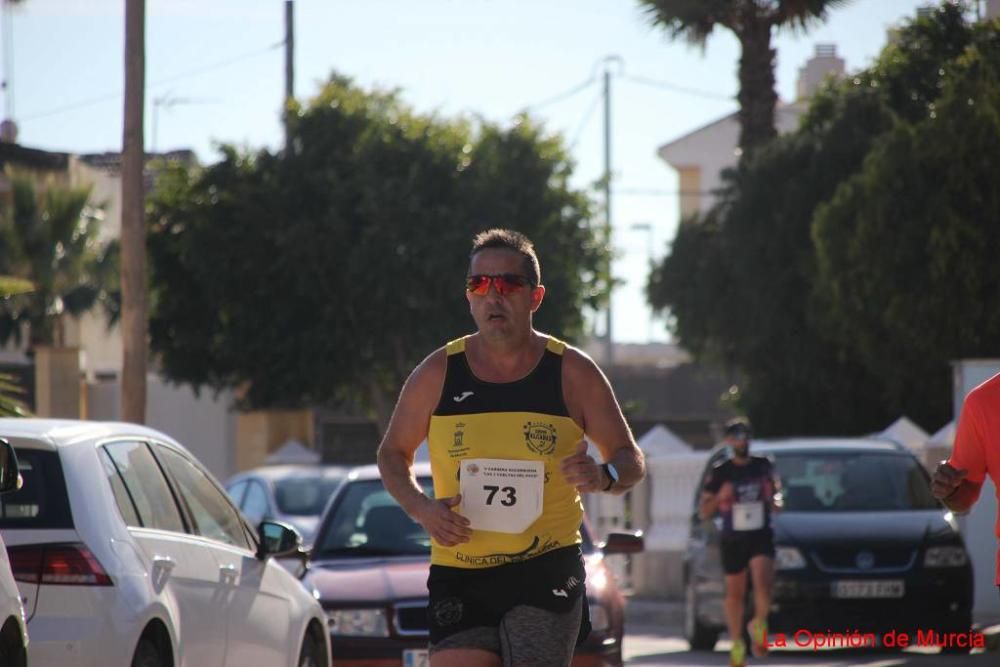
[470,229,541,286]
[724,417,752,439]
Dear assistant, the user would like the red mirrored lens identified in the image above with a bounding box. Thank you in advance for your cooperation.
[466,275,492,295]
[465,274,531,296]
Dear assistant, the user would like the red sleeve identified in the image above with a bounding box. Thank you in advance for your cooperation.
[949,391,987,484]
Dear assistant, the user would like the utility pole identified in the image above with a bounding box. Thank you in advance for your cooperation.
[121,0,147,423]
[601,55,622,370]
[284,0,294,152]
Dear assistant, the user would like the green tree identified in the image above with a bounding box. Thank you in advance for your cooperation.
[148,75,606,427]
[0,176,117,348]
[813,14,1000,427]
[647,3,985,434]
[637,0,852,154]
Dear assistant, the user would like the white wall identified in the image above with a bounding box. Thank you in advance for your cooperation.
[87,375,237,481]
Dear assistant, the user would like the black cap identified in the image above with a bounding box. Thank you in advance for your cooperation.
[724,417,752,439]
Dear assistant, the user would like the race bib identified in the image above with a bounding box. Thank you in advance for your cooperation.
[459,458,544,534]
[732,501,764,531]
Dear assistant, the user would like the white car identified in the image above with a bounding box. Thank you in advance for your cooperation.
[0,437,28,666]
[0,419,331,667]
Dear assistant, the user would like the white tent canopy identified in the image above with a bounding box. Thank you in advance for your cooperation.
[929,421,955,448]
[636,424,692,458]
[264,439,321,465]
[881,416,929,453]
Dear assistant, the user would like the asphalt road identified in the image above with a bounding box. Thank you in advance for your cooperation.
[622,598,999,667]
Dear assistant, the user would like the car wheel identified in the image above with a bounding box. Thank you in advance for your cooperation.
[683,577,719,651]
[0,634,27,667]
[131,637,167,667]
[298,632,323,667]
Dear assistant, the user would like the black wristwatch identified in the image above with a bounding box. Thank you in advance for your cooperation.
[601,462,619,492]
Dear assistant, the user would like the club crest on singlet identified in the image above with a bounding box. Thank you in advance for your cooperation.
[523,421,557,455]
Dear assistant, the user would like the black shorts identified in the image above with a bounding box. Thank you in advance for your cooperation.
[427,545,589,646]
[720,530,775,575]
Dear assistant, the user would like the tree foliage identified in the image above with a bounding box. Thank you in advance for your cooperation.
[648,3,995,434]
[813,12,1000,427]
[0,175,117,348]
[148,75,606,423]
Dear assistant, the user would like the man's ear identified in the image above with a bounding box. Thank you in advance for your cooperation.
[530,285,545,312]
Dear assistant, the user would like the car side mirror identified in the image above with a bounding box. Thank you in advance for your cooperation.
[0,438,20,494]
[257,520,306,561]
[602,531,644,555]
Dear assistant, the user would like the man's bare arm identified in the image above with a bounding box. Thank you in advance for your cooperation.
[561,347,645,494]
[376,349,471,546]
[698,490,720,521]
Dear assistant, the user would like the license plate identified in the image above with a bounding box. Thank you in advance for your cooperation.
[403,649,429,667]
[832,579,905,599]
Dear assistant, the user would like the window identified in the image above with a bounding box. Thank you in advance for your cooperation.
[774,452,939,512]
[226,480,248,506]
[316,477,434,557]
[241,480,269,524]
[0,447,73,529]
[274,475,342,516]
[154,445,250,550]
[104,441,186,532]
[99,448,140,527]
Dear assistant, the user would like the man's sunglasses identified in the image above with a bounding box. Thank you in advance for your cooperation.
[465,273,535,296]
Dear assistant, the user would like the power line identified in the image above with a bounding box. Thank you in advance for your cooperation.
[20,43,281,122]
[568,89,603,151]
[621,74,732,102]
[522,75,597,112]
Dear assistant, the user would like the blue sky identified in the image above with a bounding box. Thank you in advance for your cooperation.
[9,0,932,343]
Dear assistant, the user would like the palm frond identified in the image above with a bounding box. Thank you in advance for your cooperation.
[0,275,33,297]
[0,372,31,418]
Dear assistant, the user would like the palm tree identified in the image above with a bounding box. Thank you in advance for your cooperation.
[638,0,852,154]
[0,372,29,416]
[0,176,117,349]
[121,0,147,423]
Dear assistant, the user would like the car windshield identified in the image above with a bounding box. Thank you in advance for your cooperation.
[774,452,939,512]
[314,477,436,557]
[274,475,344,516]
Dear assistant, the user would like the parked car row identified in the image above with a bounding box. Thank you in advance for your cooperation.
[4,419,968,665]
[0,419,643,667]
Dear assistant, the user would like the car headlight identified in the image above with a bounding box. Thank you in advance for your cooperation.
[774,546,807,570]
[924,546,968,568]
[588,602,610,632]
[325,608,389,637]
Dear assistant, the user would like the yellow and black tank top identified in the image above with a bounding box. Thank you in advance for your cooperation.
[428,335,585,568]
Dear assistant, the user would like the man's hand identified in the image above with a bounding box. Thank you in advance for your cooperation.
[413,495,472,547]
[560,440,604,493]
[931,461,968,500]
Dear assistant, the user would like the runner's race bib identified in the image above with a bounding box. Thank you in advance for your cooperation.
[732,501,764,531]
[459,458,544,534]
